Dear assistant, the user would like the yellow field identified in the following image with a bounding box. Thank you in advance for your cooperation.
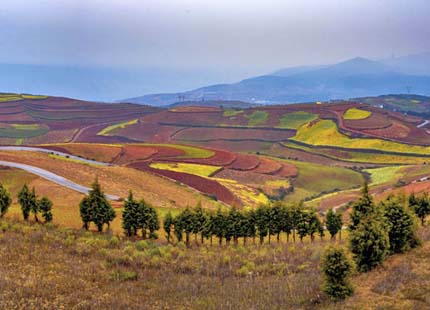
[292,120,430,155]
[343,107,372,120]
[150,162,222,177]
[97,119,139,136]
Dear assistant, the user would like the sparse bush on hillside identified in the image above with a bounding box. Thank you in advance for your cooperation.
[0,183,12,218]
[409,193,430,226]
[322,245,354,300]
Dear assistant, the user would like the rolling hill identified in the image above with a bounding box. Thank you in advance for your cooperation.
[125,54,430,106]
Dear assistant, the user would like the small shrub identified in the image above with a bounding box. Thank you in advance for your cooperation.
[322,245,354,300]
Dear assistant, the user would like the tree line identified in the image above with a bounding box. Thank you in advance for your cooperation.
[0,183,52,223]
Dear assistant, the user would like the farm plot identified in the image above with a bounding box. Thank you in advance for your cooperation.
[150,162,222,177]
[128,161,238,205]
[277,111,318,129]
[173,127,294,142]
[0,123,49,138]
[343,107,372,120]
[273,157,364,202]
[291,119,430,155]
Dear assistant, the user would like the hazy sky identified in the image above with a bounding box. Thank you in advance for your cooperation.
[0,0,429,76]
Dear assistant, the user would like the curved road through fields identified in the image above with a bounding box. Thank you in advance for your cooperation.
[0,146,110,166]
[0,148,119,200]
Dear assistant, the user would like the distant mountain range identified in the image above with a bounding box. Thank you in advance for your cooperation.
[124,52,430,106]
[0,64,232,102]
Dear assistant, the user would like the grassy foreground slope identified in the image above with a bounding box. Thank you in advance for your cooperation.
[0,219,428,310]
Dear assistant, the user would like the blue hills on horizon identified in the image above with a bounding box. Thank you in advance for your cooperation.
[125,53,430,106]
[0,52,429,105]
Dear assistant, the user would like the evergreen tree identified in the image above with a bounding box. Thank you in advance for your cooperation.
[163,211,174,243]
[0,183,12,218]
[296,210,309,242]
[326,208,342,240]
[79,179,115,232]
[173,216,183,243]
[29,188,39,222]
[281,204,293,242]
[290,202,303,243]
[192,203,206,244]
[349,218,389,272]
[136,200,149,238]
[176,208,194,246]
[307,209,322,242]
[255,204,269,244]
[409,193,430,226]
[122,191,139,236]
[18,184,36,221]
[201,210,215,245]
[381,195,419,254]
[147,204,159,239]
[226,206,243,245]
[79,196,91,230]
[213,207,226,245]
[322,245,354,300]
[349,182,375,231]
[269,202,284,243]
[242,209,256,245]
[38,196,53,223]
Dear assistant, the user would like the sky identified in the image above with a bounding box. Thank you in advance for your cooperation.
[0,0,429,79]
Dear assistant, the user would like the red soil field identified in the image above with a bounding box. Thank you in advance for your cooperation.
[173,127,294,142]
[127,161,238,205]
[252,157,283,175]
[178,148,237,166]
[273,163,299,178]
[113,145,159,165]
[343,112,392,130]
[113,123,182,143]
[228,154,260,171]
[363,121,410,139]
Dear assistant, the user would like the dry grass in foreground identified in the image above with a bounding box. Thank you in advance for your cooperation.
[0,219,428,310]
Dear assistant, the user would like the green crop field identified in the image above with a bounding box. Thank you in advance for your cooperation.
[278,111,318,129]
[364,166,405,185]
[291,120,430,155]
[223,109,244,117]
[0,123,48,138]
[245,111,269,126]
[273,157,364,202]
[150,162,222,177]
[343,108,372,120]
